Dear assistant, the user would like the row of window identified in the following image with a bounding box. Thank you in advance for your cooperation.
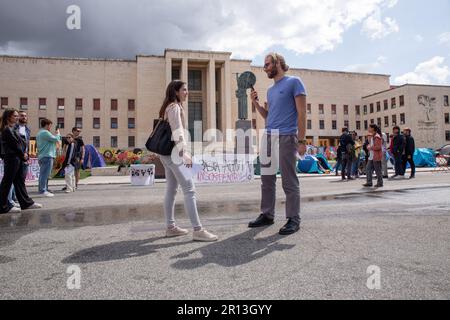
[307,113,407,131]
[0,97,136,112]
[93,136,136,148]
[39,117,136,130]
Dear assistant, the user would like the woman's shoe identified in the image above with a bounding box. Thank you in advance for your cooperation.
[8,207,22,213]
[165,226,189,238]
[26,203,43,210]
[193,229,218,242]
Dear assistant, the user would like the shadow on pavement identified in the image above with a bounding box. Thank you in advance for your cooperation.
[61,236,192,264]
[170,227,296,270]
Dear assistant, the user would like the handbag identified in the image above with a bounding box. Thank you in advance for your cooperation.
[145,118,175,156]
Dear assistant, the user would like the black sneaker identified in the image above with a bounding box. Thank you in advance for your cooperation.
[363,183,373,187]
[61,187,67,191]
[248,214,274,228]
[409,176,415,179]
[279,219,300,235]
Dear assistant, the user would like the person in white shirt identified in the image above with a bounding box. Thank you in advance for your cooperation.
[157,80,218,242]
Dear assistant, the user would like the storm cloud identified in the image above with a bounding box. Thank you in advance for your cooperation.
[0,0,399,59]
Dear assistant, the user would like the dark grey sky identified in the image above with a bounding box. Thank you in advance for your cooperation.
[0,0,233,59]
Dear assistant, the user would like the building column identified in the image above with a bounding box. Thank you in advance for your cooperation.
[181,58,189,129]
[221,59,232,142]
[165,56,172,87]
[207,59,217,140]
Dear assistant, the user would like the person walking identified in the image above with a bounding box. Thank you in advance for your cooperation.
[36,119,61,197]
[402,128,416,179]
[334,144,342,176]
[351,132,363,178]
[248,52,307,235]
[363,124,384,188]
[0,109,42,214]
[8,111,32,206]
[339,127,355,181]
[157,80,218,242]
[72,127,85,189]
[391,126,406,179]
[62,133,77,193]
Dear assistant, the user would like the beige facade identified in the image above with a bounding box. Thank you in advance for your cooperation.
[362,84,450,149]
[1,49,449,151]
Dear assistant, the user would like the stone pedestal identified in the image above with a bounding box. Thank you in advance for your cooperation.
[235,120,254,154]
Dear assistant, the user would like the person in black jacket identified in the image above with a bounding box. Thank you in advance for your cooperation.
[339,127,355,181]
[402,128,416,179]
[0,109,42,214]
[61,133,77,193]
[391,126,406,179]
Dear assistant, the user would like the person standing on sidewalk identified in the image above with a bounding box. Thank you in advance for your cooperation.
[36,119,61,197]
[402,128,416,179]
[381,131,389,178]
[363,124,384,188]
[157,80,218,242]
[248,52,307,235]
[0,109,42,214]
[391,126,406,179]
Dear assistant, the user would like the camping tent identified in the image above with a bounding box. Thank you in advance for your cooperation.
[388,148,436,168]
[83,144,106,169]
[297,154,332,174]
[413,148,436,167]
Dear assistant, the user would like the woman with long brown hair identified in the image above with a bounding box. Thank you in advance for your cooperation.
[157,80,218,242]
[0,108,42,214]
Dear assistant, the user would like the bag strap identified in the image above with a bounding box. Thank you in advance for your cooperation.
[149,118,164,139]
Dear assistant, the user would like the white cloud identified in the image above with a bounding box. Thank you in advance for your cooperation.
[394,56,450,85]
[361,9,399,40]
[345,56,387,73]
[206,0,400,58]
[414,34,424,43]
[437,32,450,45]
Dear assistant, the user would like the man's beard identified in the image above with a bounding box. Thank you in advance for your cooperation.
[267,68,278,79]
[19,119,27,125]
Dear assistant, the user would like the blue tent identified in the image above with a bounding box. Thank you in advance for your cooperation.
[413,148,436,168]
[297,154,332,174]
[83,144,106,169]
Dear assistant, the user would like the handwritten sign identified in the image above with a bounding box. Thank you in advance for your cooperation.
[130,164,155,186]
[0,158,40,182]
[193,154,255,184]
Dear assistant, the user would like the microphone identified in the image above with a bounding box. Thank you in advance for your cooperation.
[250,85,259,101]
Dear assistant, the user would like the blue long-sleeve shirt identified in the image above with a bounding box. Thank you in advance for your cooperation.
[36,129,61,160]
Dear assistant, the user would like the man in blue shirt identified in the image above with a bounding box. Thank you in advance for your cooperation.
[249,53,307,235]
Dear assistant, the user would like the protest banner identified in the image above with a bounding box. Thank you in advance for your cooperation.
[130,164,155,186]
[193,154,255,184]
[0,158,40,182]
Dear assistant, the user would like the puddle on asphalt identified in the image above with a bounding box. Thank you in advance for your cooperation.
[0,186,447,229]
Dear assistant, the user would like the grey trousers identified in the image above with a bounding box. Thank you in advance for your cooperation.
[260,134,300,223]
[381,153,388,177]
[366,160,383,186]
[159,155,202,229]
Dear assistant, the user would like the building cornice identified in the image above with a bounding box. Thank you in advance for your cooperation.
[0,54,136,63]
[362,83,450,99]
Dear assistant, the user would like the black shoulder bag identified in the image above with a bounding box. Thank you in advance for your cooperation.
[145,118,175,156]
